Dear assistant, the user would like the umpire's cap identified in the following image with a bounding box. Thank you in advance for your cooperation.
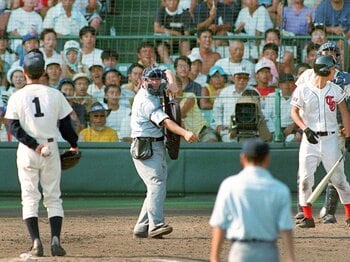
[23,49,45,79]
[241,138,270,158]
[313,55,336,77]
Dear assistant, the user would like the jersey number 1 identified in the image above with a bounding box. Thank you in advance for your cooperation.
[32,97,44,117]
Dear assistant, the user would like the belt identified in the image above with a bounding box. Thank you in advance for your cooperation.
[231,238,276,243]
[48,138,54,142]
[137,136,164,142]
[316,131,335,136]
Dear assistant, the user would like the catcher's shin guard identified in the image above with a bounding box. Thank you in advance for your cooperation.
[320,184,339,218]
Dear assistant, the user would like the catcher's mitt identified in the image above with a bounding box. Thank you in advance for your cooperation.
[60,150,81,170]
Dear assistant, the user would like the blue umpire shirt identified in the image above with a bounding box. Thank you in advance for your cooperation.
[210,166,294,241]
[130,88,169,138]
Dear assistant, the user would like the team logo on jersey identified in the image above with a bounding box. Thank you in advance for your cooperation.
[325,96,336,111]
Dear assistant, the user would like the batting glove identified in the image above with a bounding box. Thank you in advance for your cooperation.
[345,137,350,152]
[304,128,319,144]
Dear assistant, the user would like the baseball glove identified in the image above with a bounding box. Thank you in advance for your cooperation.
[60,150,81,170]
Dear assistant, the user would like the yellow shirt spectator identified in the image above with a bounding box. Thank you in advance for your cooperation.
[79,127,118,142]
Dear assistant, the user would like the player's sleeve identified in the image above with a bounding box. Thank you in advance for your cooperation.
[58,92,73,120]
[8,120,39,150]
[142,101,169,127]
[332,83,347,104]
[290,85,303,108]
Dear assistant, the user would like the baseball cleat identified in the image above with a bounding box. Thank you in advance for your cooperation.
[297,217,315,228]
[346,219,350,227]
[294,211,304,220]
[322,214,337,224]
[51,236,66,256]
[149,224,173,238]
[20,238,43,258]
[133,231,148,239]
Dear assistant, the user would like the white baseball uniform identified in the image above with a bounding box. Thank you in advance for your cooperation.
[291,81,350,206]
[5,84,72,219]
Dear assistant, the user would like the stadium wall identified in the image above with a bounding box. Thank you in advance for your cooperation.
[1,142,348,196]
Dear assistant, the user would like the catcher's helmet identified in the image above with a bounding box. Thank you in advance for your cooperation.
[142,66,167,96]
[317,41,341,64]
[23,49,45,79]
[313,55,336,77]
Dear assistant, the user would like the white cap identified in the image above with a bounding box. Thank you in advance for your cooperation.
[45,58,61,69]
[64,40,80,51]
[72,72,91,83]
[232,65,250,76]
[88,62,104,71]
[7,66,24,84]
[255,60,271,73]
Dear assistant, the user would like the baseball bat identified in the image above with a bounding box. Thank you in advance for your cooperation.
[306,152,346,206]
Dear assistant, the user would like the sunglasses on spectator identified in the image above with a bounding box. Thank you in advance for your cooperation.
[92,114,106,118]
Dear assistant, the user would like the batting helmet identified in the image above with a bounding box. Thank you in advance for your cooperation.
[142,66,167,96]
[313,55,336,77]
[23,49,45,79]
[317,41,341,64]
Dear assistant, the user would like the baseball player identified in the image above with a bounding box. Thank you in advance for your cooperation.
[131,65,198,239]
[209,138,295,262]
[290,55,350,228]
[5,49,79,257]
[295,41,350,223]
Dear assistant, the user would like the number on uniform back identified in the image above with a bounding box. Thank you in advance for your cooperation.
[32,97,44,117]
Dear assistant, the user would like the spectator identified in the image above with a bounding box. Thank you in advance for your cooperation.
[314,0,350,42]
[72,72,97,113]
[45,58,62,89]
[43,0,88,36]
[0,1,11,36]
[219,0,241,26]
[121,63,144,105]
[234,0,273,43]
[74,0,104,31]
[310,26,327,46]
[6,0,43,53]
[200,65,227,109]
[58,78,86,134]
[264,73,298,140]
[155,40,173,65]
[214,39,256,86]
[263,28,295,71]
[188,29,221,75]
[174,56,202,104]
[276,0,313,36]
[176,76,218,142]
[258,43,279,86]
[79,26,103,68]
[39,28,61,63]
[295,62,311,81]
[79,101,118,142]
[137,41,156,68]
[61,40,88,79]
[11,33,40,69]
[304,42,320,67]
[87,62,105,104]
[6,66,25,93]
[104,84,132,142]
[212,66,254,142]
[254,59,274,97]
[154,0,192,56]
[188,57,207,86]
[194,0,233,46]
[0,31,16,73]
[101,49,118,68]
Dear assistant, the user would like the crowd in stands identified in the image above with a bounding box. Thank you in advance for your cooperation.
[0,0,349,143]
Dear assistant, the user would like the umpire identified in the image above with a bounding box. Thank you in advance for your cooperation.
[209,138,295,262]
[131,66,198,239]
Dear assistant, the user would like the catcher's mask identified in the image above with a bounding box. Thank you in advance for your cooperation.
[317,41,341,65]
[142,66,167,96]
[313,55,336,77]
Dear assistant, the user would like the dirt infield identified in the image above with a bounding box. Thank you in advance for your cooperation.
[1,206,350,262]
